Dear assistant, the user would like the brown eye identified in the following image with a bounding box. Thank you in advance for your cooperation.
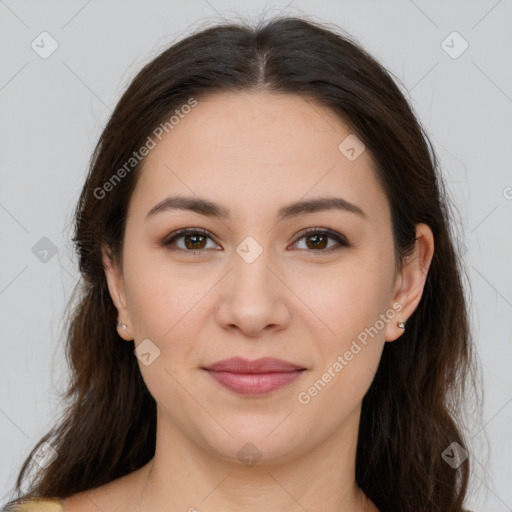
[163,228,220,254]
[305,233,329,250]
[183,233,207,250]
[292,228,349,253]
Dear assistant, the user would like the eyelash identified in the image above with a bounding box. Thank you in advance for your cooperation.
[162,227,350,255]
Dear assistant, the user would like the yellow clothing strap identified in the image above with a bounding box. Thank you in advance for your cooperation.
[9,499,64,512]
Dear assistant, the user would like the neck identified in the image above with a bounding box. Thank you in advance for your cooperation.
[136,406,374,512]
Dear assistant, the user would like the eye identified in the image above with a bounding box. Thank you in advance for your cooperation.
[162,228,221,254]
[290,227,350,253]
[162,227,350,255]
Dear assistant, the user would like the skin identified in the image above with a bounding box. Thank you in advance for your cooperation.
[65,91,434,512]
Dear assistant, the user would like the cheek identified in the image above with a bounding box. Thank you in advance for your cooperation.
[294,332,383,449]
[125,263,208,411]
[300,255,392,398]
[124,251,207,338]
[124,260,218,381]
[298,304,386,428]
[307,258,392,339]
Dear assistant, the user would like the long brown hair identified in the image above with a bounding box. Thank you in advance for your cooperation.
[4,15,481,512]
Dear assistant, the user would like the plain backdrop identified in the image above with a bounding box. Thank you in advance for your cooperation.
[1,1,511,510]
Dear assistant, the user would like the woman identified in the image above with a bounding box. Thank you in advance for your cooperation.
[3,15,478,512]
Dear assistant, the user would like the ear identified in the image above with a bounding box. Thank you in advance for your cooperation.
[102,246,134,341]
[385,223,435,342]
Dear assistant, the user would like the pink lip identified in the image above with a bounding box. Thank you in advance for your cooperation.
[202,357,307,395]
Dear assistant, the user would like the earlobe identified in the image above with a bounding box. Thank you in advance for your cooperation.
[385,223,435,343]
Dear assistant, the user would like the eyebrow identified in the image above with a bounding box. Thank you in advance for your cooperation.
[145,195,367,222]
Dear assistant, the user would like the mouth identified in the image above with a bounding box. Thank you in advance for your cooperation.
[202,357,307,396]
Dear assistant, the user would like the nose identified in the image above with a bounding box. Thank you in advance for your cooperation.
[214,244,291,338]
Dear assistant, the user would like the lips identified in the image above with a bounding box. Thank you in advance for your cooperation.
[202,357,306,395]
[203,356,305,373]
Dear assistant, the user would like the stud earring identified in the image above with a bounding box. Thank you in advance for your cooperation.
[397,320,406,330]
[117,320,127,330]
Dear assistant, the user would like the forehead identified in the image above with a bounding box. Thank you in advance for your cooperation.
[129,91,390,227]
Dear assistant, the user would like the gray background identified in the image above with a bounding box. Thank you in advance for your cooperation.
[1,1,511,510]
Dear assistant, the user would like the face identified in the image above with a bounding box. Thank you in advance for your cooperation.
[103,91,432,465]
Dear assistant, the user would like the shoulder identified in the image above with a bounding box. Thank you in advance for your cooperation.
[4,498,65,512]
